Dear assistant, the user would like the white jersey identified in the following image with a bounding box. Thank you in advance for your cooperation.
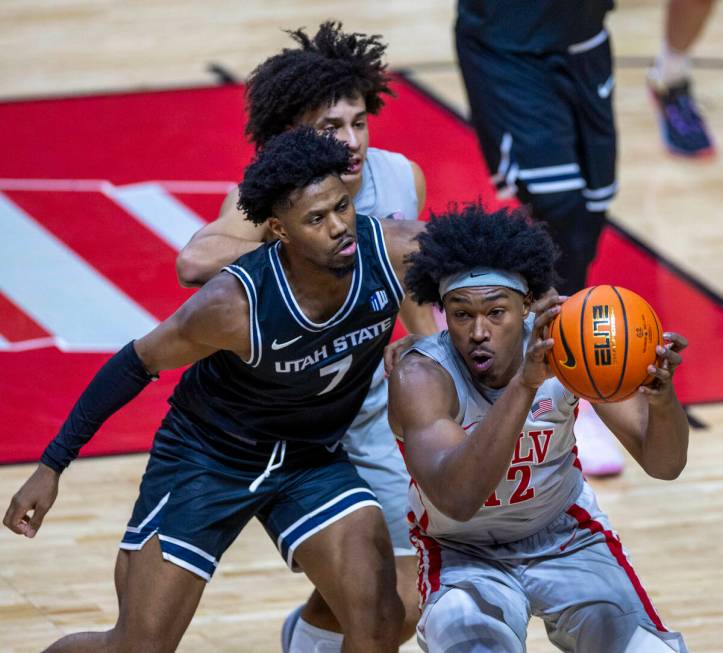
[354,147,418,221]
[402,319,584,552]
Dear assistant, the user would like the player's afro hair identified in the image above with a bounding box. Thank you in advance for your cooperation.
[245,21,393,147]
[405,203,560,306]
[238,127,351,224]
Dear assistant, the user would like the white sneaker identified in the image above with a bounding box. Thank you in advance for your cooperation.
[281,604,304,653]
[574,399,624,477]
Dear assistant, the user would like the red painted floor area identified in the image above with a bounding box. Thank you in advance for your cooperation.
[0,78,720,464]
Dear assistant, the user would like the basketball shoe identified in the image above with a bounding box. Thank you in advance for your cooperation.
[648,77,715,158]
[574,399,624,477]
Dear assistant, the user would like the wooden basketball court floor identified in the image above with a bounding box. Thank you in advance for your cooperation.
[0,1,721,651]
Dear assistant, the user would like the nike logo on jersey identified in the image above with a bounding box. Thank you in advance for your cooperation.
[597,75,615,99]
[271,335,303,350]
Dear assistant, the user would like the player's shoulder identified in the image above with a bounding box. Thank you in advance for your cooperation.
[192,272,249,321]
[366,146,411,166]
[392,348,454,394]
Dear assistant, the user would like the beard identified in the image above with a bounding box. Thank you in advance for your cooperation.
[328,262,355,279]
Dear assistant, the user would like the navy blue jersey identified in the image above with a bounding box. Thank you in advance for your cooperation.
[169,213,403,454]
[457,0,613,53]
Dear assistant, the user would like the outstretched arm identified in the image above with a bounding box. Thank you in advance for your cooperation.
[593,332,689,479]
[390,294,562,520]
[3,273,250,538]
[176,187,267,287]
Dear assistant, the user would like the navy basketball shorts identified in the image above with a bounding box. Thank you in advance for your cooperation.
[455,22,617,213]
[120,425,381,581]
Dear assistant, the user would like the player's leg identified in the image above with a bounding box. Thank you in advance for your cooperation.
[343,394,420,640]
[281,387,419,650]
[648,0,716,156]
[44,419,275,652]
[525,483,688,653]
[415,551,529,653]
[263,455,403,653]
[45,536,207,653]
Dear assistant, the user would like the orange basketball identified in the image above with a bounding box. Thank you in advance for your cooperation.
[546,285,663,403]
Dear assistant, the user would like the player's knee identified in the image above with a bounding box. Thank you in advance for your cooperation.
[424,589,521,652]
[341,573,404,642]
[563,601,640,652]
[111,613,178,653]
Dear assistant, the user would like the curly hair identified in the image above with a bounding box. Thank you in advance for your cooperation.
[405,203,560,306]
[238,127,351,224]
[245,21,393,147]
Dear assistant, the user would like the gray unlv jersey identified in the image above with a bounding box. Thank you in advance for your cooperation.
[401,317,585,552]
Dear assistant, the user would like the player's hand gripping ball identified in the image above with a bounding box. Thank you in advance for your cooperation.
[546,286,663,402]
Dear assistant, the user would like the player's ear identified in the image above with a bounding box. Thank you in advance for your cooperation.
[521,292,532,317]
[268,216,288,243]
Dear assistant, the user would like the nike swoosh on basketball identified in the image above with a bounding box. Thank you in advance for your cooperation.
[558,321,576,369]
[597,75,615,99]
[271,335,303,350]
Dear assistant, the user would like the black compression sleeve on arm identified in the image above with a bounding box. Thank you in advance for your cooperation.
[40,341,157,473]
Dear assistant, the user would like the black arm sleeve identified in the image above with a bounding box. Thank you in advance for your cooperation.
[40,341,157,473]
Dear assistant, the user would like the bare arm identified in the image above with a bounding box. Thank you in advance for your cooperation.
[389,295,561,521]
[379,219,437,335]
[410,159,426,215]
[3,273,251,538]
[593,332,689,480]
[176,187,266,287]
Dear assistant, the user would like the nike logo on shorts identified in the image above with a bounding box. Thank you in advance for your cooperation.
[597,75,615,99]
[271,335,303,350]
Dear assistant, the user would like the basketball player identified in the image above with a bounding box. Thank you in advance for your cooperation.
[3,129,426,653]
[176,22,433,648]
[648,0,716,157]
[388,205,690,652]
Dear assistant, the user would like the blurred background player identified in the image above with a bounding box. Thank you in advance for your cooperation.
[176,22,435,650]
[389,205,690,652]
[648,0,717,157]
[454,0,624,476]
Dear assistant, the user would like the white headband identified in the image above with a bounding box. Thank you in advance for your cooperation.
[439,267,529,298]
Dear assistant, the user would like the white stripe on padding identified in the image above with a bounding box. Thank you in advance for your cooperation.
[161,552,212,582]
[285,499,382,569]
[119,529,158,550]
[583,181,618,199]
[586,199,614,212]
[106,182,207,252]
[158,534,218,565]
[0,192,158,352]
[127,492,170,532]
[527,178,586,194]
[569,28,608,54]
[517,163,580,180]
[276,487,377,550]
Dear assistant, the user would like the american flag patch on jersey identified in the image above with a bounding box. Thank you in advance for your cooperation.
[370,289,389,312]
[531,398,553,419]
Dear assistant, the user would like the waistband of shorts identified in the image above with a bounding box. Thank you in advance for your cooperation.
[155,408,348,472]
